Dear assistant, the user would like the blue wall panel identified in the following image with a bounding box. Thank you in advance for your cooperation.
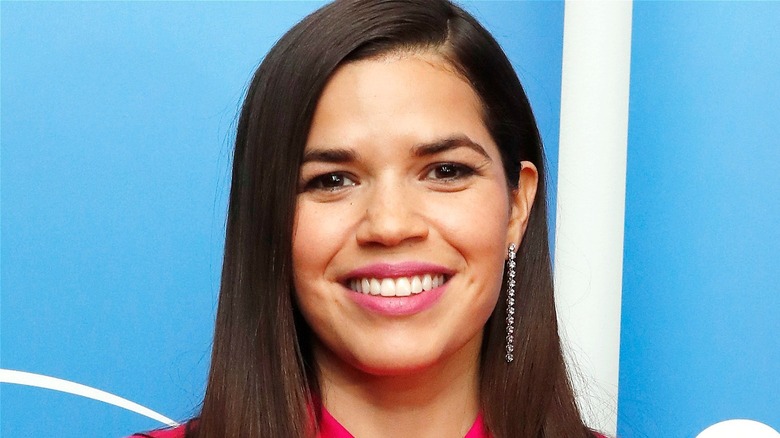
[0,2,564,436]
[619,2,780,436]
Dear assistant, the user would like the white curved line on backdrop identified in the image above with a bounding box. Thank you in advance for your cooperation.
[697,419,780,438]
[0,368,179,427]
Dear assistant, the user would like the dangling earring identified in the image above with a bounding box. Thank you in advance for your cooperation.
[505,243,517,363]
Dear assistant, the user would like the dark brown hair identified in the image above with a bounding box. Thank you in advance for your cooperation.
[195,1,592,436]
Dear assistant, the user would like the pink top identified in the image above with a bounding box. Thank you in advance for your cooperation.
[130,408,488,438]
[318,407,488,438]
[129,425,186,438]
[131,409,605,438]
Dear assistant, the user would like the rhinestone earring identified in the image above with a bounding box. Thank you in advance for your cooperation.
[505,243,517,363]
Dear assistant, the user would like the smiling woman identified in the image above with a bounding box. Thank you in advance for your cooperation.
[292,56,537,435]
[131,0,599,437]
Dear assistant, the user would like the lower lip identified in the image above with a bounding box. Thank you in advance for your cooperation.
[346,283,447,316]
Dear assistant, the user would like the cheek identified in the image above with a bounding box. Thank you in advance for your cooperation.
[292,203,330,312]
[292,202,350,275]
[291,226,332,345]
[430,183,511,305]
[291,201,356,323]
[432,183,511,258]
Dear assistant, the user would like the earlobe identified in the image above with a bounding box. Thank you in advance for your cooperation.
[507,161,539,247]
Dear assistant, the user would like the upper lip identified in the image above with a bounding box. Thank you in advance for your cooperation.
[341,262,454,281]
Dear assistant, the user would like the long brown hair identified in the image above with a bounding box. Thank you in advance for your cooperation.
[195,1,591,437]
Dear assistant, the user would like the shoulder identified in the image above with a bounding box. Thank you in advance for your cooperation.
[128,423,188,438]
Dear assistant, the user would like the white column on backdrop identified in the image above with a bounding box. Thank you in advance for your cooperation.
[554,1,633,435]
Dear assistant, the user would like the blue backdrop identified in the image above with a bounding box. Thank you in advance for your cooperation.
[619,1,780,436]
[0,2,564,436]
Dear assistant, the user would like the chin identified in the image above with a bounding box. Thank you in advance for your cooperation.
[351,353,444,377]
[344,336,475,378]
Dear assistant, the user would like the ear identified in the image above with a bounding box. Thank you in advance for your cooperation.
[506,161,539,248]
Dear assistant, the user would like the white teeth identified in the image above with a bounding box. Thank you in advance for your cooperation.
[422,274,432,291]
[411,276,423,294]
[348,274,446,297]
[380,278,395,296]
[395,277,411,297]
[370,278,381,295]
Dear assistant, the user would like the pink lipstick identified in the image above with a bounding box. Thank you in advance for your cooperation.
[342,262,452,316]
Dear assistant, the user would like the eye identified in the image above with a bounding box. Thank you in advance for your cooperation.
[425,163,476,181]
[304,172,357,191]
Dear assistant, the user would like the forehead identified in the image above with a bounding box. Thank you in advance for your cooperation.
[306,53,495,155]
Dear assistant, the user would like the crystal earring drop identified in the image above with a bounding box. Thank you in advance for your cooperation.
[505,243,516,363]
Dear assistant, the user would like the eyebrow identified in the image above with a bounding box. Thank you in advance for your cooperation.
[412,135,491,160]
[301,135,491,164]
[301,147,359,164]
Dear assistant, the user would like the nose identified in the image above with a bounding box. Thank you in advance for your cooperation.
[355,179,429,247]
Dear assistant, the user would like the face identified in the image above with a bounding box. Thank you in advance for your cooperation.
[292,53,537,376]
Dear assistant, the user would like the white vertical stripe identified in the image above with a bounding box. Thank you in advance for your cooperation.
[0,369,179,427]
[555,1,632,435]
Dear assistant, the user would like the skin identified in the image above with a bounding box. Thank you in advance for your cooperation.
[292,52,538,438]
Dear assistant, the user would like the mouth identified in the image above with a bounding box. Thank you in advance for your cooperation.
[346,274,449,297]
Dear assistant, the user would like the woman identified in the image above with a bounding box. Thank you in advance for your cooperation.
[134,0,601,436]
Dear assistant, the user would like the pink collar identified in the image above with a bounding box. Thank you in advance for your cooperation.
[318,406,489,438]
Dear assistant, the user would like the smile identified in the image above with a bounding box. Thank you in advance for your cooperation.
[348,274,447,297]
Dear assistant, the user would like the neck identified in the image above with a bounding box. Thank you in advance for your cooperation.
[314,335,482,438]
